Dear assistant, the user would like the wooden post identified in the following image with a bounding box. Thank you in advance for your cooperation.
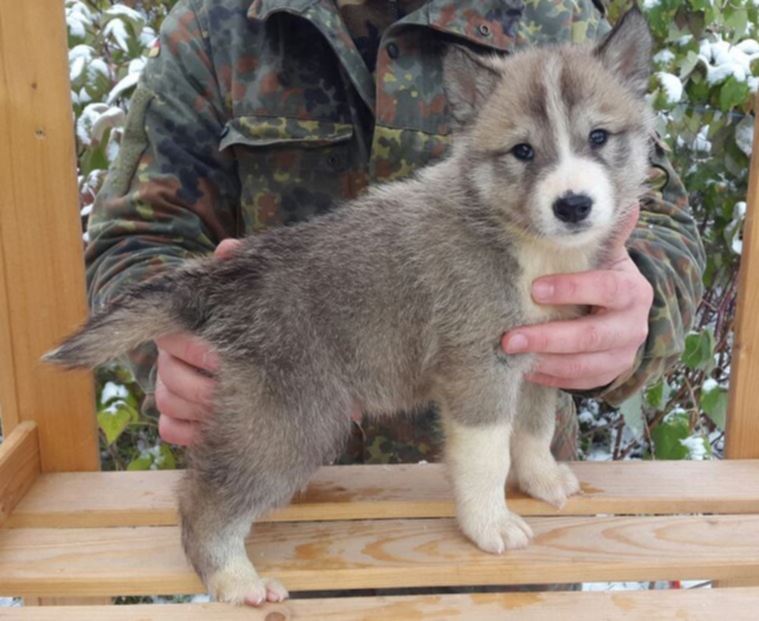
[726,94,759,460]
[0,0,99,471]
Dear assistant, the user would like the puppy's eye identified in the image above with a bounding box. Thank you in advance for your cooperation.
[589,129,609,147]
[511,143,534,161]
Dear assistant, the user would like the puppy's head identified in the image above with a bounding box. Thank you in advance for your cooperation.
[443,8,654,248]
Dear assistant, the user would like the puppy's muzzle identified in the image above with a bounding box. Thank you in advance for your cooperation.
[552,193,593,224]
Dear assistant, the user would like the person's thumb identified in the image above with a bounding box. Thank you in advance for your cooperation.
[606,203,640,267]
[214,238,242,260]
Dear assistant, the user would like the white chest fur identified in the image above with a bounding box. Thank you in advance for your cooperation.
[516,241,596,324]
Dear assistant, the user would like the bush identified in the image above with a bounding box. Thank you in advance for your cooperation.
[67,0,757,467]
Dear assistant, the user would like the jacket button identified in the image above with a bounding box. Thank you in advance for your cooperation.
[386,42,399,59]
[327,154,343,171]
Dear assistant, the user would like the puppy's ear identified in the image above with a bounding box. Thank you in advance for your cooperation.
[443,45,502,128]
[594,7,652,97]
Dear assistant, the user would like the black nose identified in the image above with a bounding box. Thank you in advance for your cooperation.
[552,193,593,224]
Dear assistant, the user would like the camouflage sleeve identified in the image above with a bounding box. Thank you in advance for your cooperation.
[593,138,706,406]
[85,0,238,389]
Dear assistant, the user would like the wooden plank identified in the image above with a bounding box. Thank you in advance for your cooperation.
[8,461,759,528]
[24,597,111,606]
[0,209,19,435]
[727,92,759,458]
[3,588,759,621]
[1,514,758,597]
[0,0,99,471]
[0,422,40,526]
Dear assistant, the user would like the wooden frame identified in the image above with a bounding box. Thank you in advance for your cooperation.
[0,0,99,473]
[1,1,759,617]
[726,87,759,459]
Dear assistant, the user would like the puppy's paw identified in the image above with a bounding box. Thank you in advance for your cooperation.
[459,508,533,555]
[518,461,580,509]
[207,561,289,606]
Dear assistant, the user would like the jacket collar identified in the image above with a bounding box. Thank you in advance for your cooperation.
[246,0,525,109]
[248,0,523,50]
[247,0,315,20]
[247,0,375,108]
[422,0,525,52]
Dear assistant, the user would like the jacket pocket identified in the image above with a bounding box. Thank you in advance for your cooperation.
[219,116,363,232]
[220,116,354,150]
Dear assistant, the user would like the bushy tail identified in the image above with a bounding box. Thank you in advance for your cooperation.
[43,270,207,369]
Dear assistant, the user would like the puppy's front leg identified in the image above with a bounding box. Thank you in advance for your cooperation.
[442,390,533,554]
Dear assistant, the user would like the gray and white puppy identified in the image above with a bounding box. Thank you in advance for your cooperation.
[46,9,653,606]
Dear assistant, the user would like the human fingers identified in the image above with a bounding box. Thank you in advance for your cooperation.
[214,238,243,260]
[526,345,640,389]
[154,366,211,422]
[502,310,648,356]
[529,265,653,312]
[524,369,622,391]
[156,348,215,411]
[604,203,640,265]
[155,332,220,374]
[158,407,200,446]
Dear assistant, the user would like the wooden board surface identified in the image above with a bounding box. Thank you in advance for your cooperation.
[0,0,99,471]
[2,514,758,597]
[0,423,39,526]
[727,91,759,458]
[8,460,759,528]
[3,588,759,621]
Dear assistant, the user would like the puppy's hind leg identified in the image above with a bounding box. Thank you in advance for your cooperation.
[179,394,345,606]
[510,384,580,508]
[179,471,290,606]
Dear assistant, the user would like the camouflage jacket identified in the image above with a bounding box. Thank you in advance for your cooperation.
[86,0,705,461]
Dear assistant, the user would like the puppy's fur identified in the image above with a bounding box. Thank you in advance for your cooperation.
[46,9,653,606]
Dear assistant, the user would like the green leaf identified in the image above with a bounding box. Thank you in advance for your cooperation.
[619,391,645,438]
[700,385,728,430]
[688,0,710,12]
[97,401,137,446]
[725,8,748,40]
[126,443,177,471]
[681,329,715,373]
[651,412,691,460]
[687,77,710,102]
[158,444,177,470]
[679,434,711,460]
[678,50,700,80]
[126,452,152,471]
[645,379,671,410]
[80,145,109,176]
[719,76,750,112]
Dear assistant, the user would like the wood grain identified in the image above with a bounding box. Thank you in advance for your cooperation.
[0,1,99,471]
[2,588,759,620]
[23,597,111,606]
[0,423,40,526]
[7,460,759,528]
[1,514,758,597]
[727,91,759,459]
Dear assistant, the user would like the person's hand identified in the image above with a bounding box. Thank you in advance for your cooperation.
[501,206,653,391]
[155,238,242,445]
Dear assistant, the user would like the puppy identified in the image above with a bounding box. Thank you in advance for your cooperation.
[46,8,653,606]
